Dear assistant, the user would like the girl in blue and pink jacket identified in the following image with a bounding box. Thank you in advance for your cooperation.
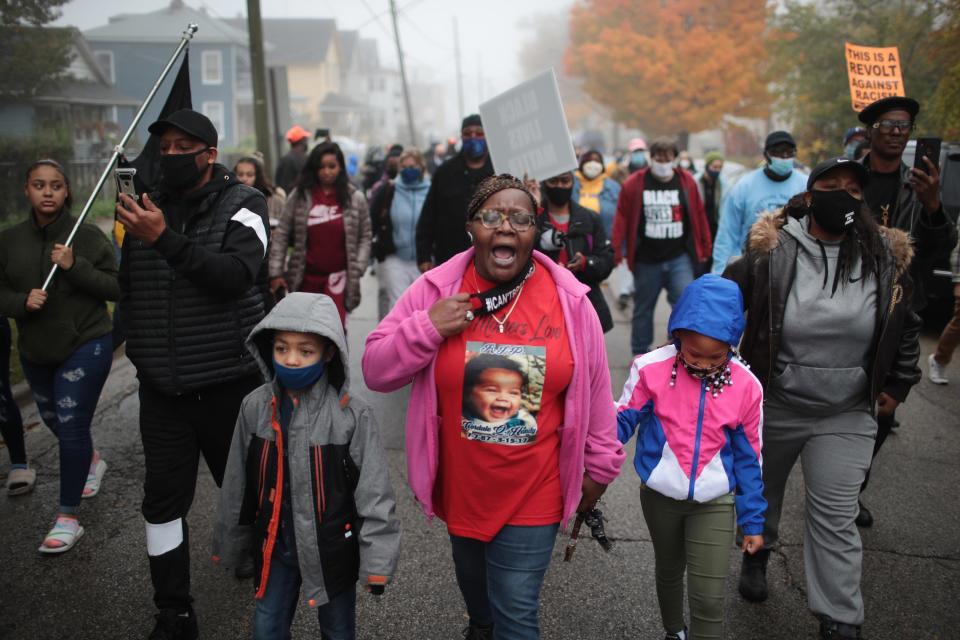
[616,274,765,640]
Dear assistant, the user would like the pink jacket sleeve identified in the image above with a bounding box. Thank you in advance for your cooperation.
[362,279,445,392]
[580,304,626,485]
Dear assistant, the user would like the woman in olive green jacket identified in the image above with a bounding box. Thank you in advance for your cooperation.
[0,160,119,554]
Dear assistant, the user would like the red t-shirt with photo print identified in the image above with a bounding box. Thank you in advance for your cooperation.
[433,261,573,541]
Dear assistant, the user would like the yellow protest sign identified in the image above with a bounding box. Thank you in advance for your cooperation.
[845,43,906,112]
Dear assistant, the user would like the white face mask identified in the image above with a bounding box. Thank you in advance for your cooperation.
[650,160,675,180]
[582,161,603,180]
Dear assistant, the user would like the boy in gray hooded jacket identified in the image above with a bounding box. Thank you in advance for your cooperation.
[214,293,399,639]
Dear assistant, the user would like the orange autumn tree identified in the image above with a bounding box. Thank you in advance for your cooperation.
[566,0,771,147]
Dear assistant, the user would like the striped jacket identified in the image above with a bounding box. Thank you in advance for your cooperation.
[616,344,766,534]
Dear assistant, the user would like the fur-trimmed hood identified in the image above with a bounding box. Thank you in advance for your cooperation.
[747,209,914,278]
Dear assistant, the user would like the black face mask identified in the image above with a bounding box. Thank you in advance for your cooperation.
[386,164,399,179]
[809,189,860,235]
[159,148,209,192]
[544,185,573,206]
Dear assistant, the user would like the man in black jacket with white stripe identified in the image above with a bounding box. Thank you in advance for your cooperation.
[116,109,270,640]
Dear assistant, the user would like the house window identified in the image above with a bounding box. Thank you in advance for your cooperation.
[202,50,223,85]
[94,50,115,84]
[202,101,225,137]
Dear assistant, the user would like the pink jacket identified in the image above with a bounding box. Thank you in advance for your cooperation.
[362,249,626,527]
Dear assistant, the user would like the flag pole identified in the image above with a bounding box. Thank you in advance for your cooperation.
[42,23,199,291]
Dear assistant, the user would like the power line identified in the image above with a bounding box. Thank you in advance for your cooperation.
[398,8,454,54]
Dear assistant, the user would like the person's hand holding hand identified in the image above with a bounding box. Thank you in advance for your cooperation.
[428,292,473,337]
[50,243,74,270]
[742,535,764,555]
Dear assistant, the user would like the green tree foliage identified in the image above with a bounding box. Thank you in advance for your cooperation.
[0,0,72,98]
[771,0,952,163]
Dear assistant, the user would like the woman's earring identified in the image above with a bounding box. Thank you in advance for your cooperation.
[467,231,474,243]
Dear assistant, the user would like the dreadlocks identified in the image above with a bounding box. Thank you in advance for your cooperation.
[466,174,539,219]
[782,192,886,295]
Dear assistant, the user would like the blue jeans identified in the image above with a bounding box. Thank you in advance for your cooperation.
[0,317,26,466]
[252,554,356,640]
[631,254,694,355]
[20,334,112,509]
[450,523,560,640]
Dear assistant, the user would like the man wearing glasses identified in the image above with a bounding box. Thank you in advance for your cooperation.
[855,96,957,528]
[711,131,809,274]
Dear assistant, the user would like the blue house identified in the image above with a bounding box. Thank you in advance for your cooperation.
[0,27,138,158]
[84,0,254,153]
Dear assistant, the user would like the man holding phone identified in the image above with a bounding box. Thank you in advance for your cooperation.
[857,96,959,527]
[116,108,270,640]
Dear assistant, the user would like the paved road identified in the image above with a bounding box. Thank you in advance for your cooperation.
[2,272,958,639]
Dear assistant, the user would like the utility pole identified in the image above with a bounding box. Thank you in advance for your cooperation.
[477,52,483,103]
[389,0,417,146]
[246,0,273,173]
[452,16,464,118]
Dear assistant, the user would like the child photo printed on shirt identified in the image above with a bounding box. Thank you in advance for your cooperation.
[461,341,546,446]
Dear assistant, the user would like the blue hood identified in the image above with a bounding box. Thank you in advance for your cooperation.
[667,274,745,346]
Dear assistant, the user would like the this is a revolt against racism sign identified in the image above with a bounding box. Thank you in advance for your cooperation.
[845,42,906,112]
[479,69,578,182]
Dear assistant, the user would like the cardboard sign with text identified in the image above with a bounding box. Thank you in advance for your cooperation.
[479,69,577,182]
[845,43,906,112]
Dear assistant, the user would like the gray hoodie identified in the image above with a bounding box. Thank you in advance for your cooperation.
[213,292,400,607]
[768,216,878,415]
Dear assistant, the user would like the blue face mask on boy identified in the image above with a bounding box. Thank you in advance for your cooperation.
[273,358,325,390]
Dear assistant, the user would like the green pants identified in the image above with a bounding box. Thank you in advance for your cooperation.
[640,487,735,640]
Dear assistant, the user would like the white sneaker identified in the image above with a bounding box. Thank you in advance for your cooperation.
[928,354,949,385]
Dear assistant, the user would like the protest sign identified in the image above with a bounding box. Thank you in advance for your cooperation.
[479,69,577,182]
[845,42,906,112]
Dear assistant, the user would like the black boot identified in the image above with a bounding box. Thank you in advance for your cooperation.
[462,623,493,640]
[819,616,862,639]
[855,500,873,528]
[234,551,255,580]
[738,548,770,602]
[148,607,198,640]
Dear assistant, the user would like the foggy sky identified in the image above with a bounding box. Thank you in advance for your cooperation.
[54,0,573,134]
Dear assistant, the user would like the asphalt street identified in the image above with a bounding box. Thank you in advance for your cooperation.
[1,271,958,640]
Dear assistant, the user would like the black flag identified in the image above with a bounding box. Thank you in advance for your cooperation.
[120,50,193,194]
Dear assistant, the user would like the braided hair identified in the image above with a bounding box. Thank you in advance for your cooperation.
[466,174,539,220]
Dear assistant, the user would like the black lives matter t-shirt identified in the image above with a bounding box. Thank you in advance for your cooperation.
[635,172,689,264]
